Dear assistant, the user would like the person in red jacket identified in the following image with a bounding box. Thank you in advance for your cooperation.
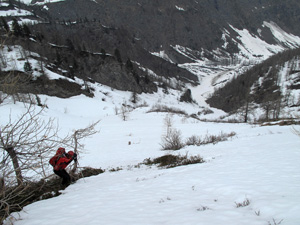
[49,147,77,186]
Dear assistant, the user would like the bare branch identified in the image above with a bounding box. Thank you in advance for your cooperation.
[70,120,100,174]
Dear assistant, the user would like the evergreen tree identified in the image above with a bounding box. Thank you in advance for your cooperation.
[65,38,74,51]
[12,18,22,37]
[126,58,134,71]
[55,50,62,66]
[1,17,10,33]
[114,48,122,63]
[100,48,106,60]
[24,61,33,74]
[22,24,31,37]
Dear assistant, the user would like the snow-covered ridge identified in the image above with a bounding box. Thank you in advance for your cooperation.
[150,50,174,64]
[0,8,32,17]
[228,24,284,59]
[16,0,65,5]
[150,22,300,115]
[175,5,186,11]
[150,21,300,106]
[152,21,300,76]
[263,21,300,48]
[0,45,73,81]
[230,21,300,57]
[0,1,39,24]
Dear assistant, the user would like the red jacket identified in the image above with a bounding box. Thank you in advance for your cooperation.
[49,148,75,171]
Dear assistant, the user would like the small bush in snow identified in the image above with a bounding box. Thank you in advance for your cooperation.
[143,153,205,168]
[109,167,123,172]
[185,135,202,146]
[120,105,129,121]
[162,129,236,151]
[267,218,283,225]
[161,128,185,150]
[235,198,251,208]
[197,206,211,211]
[198,107,214,115]
[186,131,236,147]
[147,104,188,116]
[80,167,105,177]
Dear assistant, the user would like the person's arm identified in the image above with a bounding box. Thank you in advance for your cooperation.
[73,153,77,162]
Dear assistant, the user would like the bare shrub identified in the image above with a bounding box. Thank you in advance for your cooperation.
[148,104,188,116]
[0,103,61,186]
[235,198,251,208]
[1,166,105,224]
[197,206,211,211]
[164,114,173,136]
[161,128,185,150]
[143,153,205,168]
[69,120,100,175]
[186,135,202,146]
[80,167,105,177]
[0,72,32,104]
[0,102,100,222]
[1,178,61,224]
[202,131,236,145]
[198,107,214,115]
[186,131,236,147]
[268,218,283,225]
[120,104,129,121]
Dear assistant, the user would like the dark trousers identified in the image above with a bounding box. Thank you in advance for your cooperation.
[54,169,71,185]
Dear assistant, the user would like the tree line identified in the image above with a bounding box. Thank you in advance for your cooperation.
[207,47,300,121]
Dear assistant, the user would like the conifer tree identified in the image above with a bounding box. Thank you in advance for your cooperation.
[22,24,31,37]
[1,17,10,33]
[114,48,122,63]
[12,18,22,37]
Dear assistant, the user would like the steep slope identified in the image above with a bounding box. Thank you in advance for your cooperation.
[29,0,300,51]
[2,98,300,225]
[206,48,300,121]
[1,0,300,110]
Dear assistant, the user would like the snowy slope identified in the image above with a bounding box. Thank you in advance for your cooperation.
[3,102,300,225]
[1,8,300,224]
[1,51,300,224]
[0,1,38,24]
[18,0,65,5]
[184,21,300,114]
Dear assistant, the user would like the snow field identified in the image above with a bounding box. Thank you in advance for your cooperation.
[0,12,300,224]
[3,98,300,225]
[1,51,300,223]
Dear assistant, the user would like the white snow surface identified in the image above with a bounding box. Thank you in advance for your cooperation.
[2,85,300,225]
[17,0,65,5]
[263,21,300,48]
[229,25,284,59]
[175,5,186,11]
[0,8,32,17]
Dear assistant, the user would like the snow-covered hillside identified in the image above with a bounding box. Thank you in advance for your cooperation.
[148,21,300,109]
[2,90,300,225]
[1,2,300,224]
[1,45,300,224]
[17,0,65,5]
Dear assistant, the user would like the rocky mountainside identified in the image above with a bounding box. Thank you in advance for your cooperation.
[36,0,300,55]
[1,0,300,112]
[36,0,300,48]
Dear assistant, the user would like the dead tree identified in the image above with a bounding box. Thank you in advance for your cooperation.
[0,102,101,223]
[0,72,32,104]
[0,103,61,186]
